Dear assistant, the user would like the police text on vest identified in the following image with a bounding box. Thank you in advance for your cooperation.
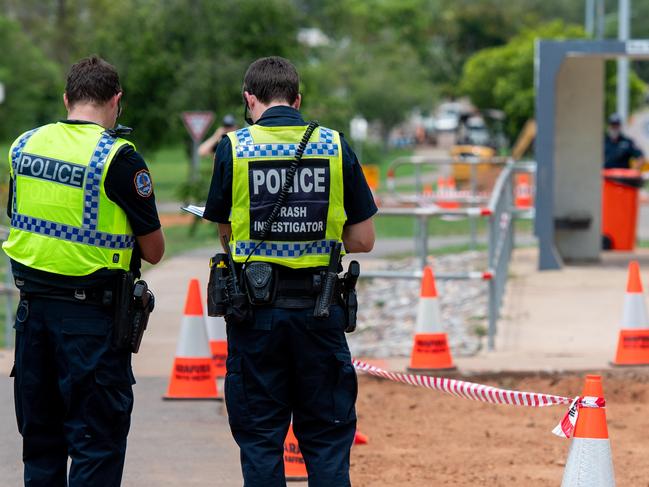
[17,153,87,188]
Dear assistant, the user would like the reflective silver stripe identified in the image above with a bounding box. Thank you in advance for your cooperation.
[233,239,337,258]
[11,213,135,249]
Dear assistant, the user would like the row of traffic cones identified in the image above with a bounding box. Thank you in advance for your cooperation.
[408,259,649,373]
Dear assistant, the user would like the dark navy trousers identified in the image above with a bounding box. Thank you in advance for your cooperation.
[11,296,135,487]
[225,304,357,487]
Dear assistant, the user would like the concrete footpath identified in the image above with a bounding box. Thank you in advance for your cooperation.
[1,243,648,484]
[454,247,649,373]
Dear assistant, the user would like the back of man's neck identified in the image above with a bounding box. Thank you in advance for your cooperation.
[67,106,110,129]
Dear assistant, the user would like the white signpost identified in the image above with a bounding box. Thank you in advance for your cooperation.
[0,82,5,105]
[182,111,214,183]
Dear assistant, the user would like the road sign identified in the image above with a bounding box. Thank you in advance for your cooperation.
[182,111,214,142]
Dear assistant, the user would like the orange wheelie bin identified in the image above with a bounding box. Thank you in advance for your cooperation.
[601,168,644,250]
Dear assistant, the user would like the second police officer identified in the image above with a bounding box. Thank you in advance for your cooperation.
[203,56,377,486]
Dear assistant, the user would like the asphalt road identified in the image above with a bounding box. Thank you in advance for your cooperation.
[0,376,243,486]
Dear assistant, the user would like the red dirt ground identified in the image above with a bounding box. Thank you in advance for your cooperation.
[351,370,649,486]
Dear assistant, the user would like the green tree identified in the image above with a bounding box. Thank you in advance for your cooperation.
[460,21,646,138]
[0,14,62,141]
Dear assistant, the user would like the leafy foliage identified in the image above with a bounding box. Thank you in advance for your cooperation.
[460,21,647,138]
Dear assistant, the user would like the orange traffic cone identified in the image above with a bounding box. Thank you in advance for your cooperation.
[612,261,649,365]
[284,423,308,481]
[354,430,369,445]
[514,173,533,209]
[408,266,456,372]
[164,279,219,400]
[205,312,228,378]
[561,375,615,486]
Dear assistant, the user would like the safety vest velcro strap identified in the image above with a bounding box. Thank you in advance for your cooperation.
[11,213,135,249]
[234,239,339,258]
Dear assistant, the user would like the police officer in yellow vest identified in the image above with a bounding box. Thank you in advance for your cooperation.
[4,56,164,486]
[204,56,376,486]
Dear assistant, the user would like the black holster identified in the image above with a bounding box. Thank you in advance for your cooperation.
[113,272,155,353]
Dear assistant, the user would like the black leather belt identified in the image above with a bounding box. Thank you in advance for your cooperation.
[21,288,114,306]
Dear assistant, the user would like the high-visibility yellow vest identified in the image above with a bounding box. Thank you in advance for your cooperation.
[228,124,346,269]
[2,122,135,276]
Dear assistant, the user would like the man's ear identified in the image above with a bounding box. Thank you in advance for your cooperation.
[293,93,302,110]
[243,91,255,108]
[63,93,70,111]
[112,91,123,109]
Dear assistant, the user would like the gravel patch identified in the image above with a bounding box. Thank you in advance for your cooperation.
[348,251,488,358]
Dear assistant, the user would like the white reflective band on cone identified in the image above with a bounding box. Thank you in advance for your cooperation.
[176,315,212,357]
[621,293,649,329]
[205,309,227,342]
[414,297,443,334]
[561,438,615,487]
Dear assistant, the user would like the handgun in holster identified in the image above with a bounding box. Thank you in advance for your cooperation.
[113,272,155,353]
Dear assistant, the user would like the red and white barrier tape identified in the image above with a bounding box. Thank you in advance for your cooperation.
[352,360,605,439]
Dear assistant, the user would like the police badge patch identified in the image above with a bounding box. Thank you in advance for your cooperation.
[134,169,153,198]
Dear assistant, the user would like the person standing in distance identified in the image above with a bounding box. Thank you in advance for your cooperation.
[4,56,164,487]
[203,56,376,486]
[604,113,645,170]
[198,114,238,157]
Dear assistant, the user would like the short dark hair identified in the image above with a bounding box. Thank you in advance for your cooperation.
[243,56,299,105]
[65,56,121,106]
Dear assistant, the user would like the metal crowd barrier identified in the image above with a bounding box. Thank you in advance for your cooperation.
[363,160,536,350]
[385,154,508,248]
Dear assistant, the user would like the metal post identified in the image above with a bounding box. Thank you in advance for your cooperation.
[190,140,200,184]
[417,214,428,269]
[585,0,595,37]
[414,164,422,196]
[596,0,605,39]
[469,162,478,250]
[488,278,496,351]
[617,0,630,125]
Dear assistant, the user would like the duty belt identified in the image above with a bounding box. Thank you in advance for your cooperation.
[20,287,114,306]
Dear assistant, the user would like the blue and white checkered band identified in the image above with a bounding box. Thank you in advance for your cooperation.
[233,239,337,258]
[235,127,254,145]
[11,213,135,250]
[319,127,334,144]
[236,143,339,158]
[234,126,339,158]
[10,128,40,214]
[83,133,116,229]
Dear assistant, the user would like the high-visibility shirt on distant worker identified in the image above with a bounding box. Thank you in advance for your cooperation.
[2,122,135,276]
[228,124,346,269]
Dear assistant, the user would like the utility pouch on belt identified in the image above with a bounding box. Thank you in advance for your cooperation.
[314,242,342,319]
[113,272,155,353]
[244,262,276,305]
